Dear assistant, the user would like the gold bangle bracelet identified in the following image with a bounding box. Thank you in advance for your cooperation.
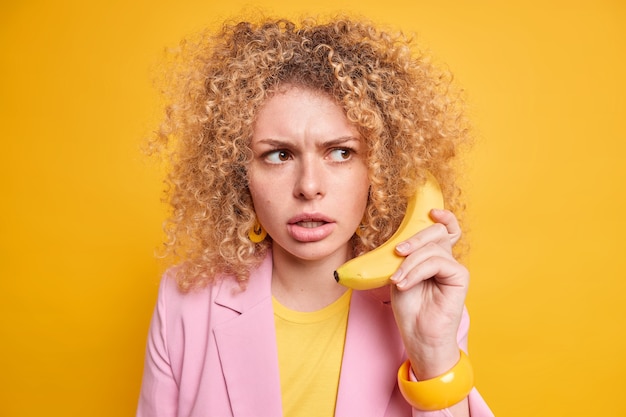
[397,350,474,411]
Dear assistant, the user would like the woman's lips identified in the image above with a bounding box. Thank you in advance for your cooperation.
[288,214,335,242]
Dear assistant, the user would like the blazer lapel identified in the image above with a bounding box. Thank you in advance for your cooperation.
[213,254,284,417]
[334,289,406,417]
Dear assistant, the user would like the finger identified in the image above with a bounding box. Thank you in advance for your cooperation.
[429,209,462,245]
[394,256,469,291]
[395,222,452,256]
[391,240,456,285]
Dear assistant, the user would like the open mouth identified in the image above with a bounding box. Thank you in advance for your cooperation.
[287,215,335,242]
[296,221,327,228]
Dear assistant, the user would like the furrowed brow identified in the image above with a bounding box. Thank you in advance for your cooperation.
[320,136,362,148]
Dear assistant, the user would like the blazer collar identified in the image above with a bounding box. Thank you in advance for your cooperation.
[214,251,274,313]
[213,253,284,417]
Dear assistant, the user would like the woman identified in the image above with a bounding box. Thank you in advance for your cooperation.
[137,15,494,417]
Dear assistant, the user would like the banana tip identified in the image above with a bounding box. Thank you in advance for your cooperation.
[333,270,339,283]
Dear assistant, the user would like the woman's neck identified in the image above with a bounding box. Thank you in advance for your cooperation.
[270,245,350,312]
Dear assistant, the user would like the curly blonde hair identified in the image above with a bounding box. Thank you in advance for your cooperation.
[150,15,472,291]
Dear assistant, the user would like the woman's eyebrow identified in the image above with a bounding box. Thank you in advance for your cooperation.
[253,138,290,148]
[320,136,362,147]
[253,136,361,148]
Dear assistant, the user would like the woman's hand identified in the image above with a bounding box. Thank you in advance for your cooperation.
[390,208,469,380]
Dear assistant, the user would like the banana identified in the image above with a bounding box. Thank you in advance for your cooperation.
[334,171,444,290]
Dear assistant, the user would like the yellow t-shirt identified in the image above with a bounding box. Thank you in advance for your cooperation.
[273,289,352,417]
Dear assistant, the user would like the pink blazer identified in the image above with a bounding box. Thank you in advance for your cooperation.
[137,253,493,417]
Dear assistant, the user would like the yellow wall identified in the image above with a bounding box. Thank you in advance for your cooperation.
[1,0,624,416]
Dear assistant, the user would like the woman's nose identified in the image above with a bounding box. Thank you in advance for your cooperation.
[293,158,325,200]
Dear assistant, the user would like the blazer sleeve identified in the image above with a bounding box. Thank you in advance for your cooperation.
[411,308,494,417]
[136,275,179,417]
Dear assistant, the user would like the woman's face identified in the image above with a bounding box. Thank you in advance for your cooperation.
[248,85,370,265]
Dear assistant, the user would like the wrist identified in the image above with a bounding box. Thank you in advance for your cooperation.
[408,344,460,380]
[398,349,474,411]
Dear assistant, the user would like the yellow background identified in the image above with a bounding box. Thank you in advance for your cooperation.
[1,0,624,416]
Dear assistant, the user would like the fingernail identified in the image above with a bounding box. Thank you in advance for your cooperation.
[395,242,410,254]
[431,208,445,216]
[390,268,403,282]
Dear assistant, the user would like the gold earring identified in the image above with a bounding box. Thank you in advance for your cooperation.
[355,224,366,237]
[248,221,267,243]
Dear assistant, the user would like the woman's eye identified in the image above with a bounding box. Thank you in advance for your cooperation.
[329,148,352,161]
[265,150,291,163]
